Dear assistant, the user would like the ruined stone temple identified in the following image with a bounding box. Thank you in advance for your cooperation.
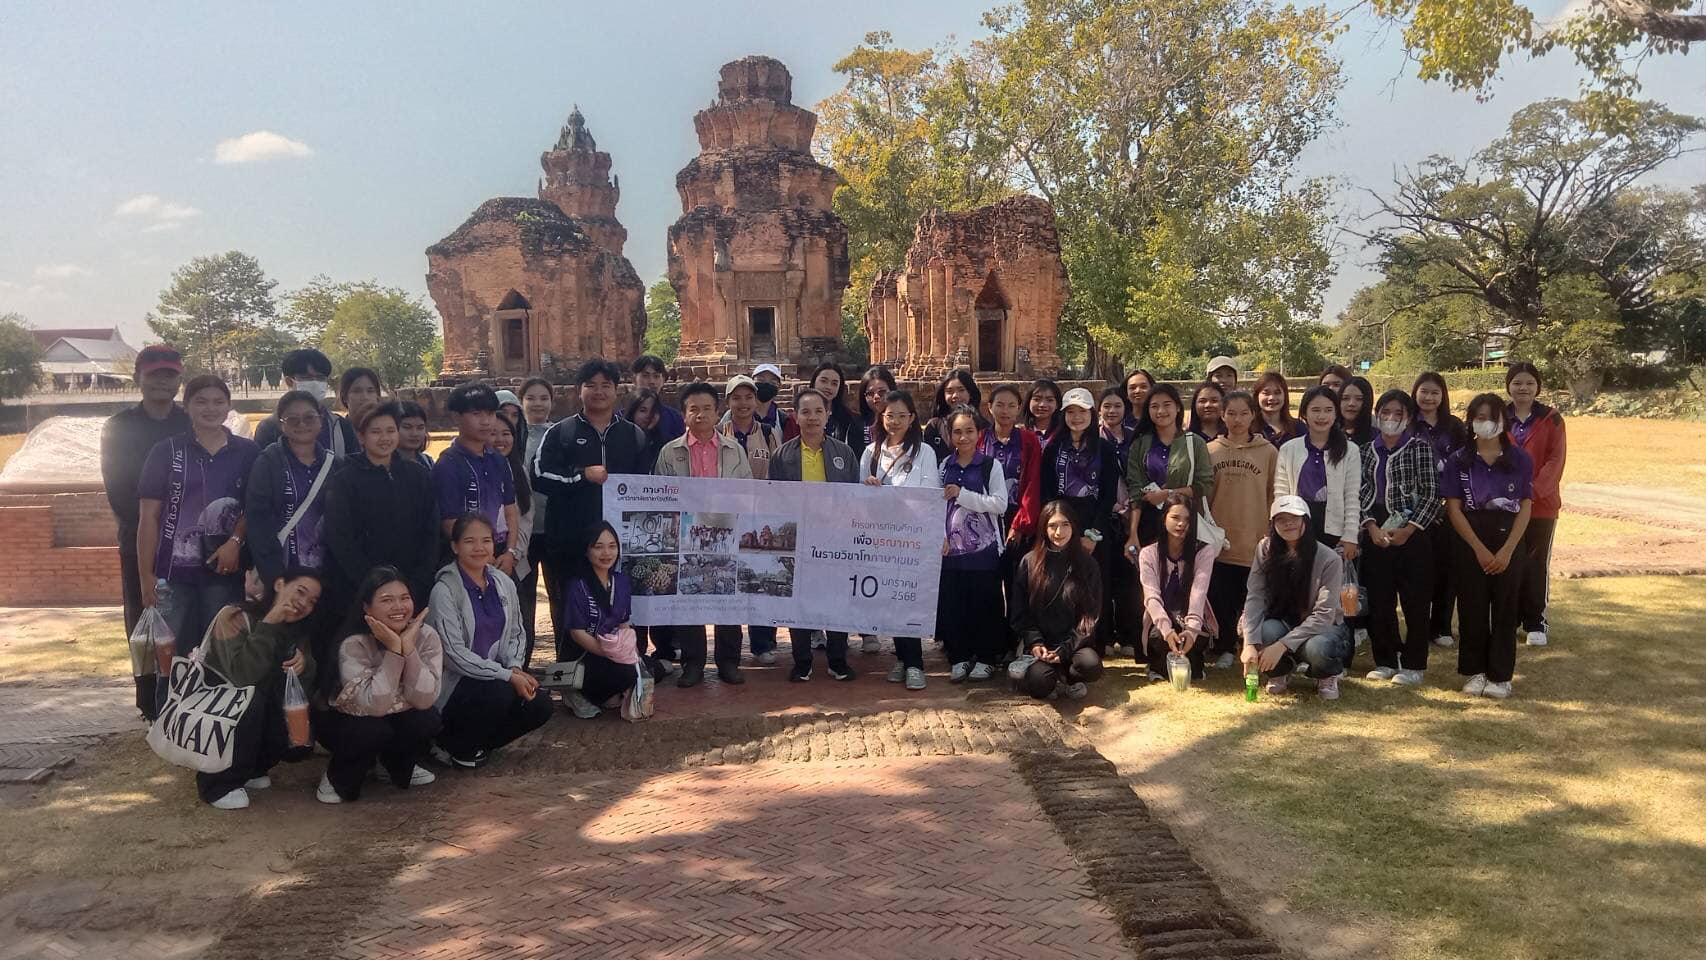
[427,108,646,381]
[667,56,851,375]
[865,195,1068,380]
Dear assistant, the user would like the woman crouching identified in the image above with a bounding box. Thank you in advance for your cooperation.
[1240,495,1352,700]
[1010,501,1105,700]
[560,522,653,719]
[317,566,443,804]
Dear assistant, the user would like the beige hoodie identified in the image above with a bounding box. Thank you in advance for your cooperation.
[1207,434,1277,566]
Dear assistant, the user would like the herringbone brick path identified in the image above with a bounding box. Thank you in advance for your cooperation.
[331,757,1131,960]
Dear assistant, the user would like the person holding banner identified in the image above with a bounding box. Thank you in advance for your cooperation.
[772,388,859,682]
[654,382,756,688]
[861,390,940,691]
[1011,502,1104,700]
[939,405,1010,682]
[720,374,785,666]
[192,569,323,810]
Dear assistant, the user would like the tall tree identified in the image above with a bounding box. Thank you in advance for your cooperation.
[321,288,438,388]
[146,252,278,372]
[0,312,44,401]
[281,274,374,346]
[643,278,681,364]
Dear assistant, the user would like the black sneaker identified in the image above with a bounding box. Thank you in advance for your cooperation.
[718,664,746,685]
[677,663,705,688]
[789,663,812,682]
[827,661,855,681]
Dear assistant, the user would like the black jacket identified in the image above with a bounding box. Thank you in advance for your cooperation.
[253,404,358,456]
[101,403,191,535]
[321,452,438,612]
[1041,432,1122,539]
[1010,551,1101,662]
[245,441,333,582]
[531,413,651,561]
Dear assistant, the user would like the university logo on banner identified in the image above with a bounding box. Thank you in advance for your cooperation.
[603,475,944,637]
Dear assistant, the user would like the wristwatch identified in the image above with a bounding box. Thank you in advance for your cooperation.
[1125,543,1139,556]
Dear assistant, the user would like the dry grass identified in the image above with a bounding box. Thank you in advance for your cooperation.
[1085,575,1706,960]
[0,619,130,679]
[1565,417,1706,496]
[0,432,23,471]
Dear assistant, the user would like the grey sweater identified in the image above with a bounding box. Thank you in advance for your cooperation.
[1239,538,1344,651]
[426,563,527,710]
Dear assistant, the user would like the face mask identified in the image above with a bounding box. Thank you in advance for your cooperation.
[1472,419,1501,440]
[1378,418,1406,437]
[755,382,779,403]
[294,379,329,400]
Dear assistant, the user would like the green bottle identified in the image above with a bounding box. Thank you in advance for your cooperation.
[1245,663,1260,702]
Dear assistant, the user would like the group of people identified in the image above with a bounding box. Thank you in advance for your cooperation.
[101,343,1565,811]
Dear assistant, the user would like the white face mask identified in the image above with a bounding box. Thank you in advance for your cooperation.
[1472,419,1501,440]
[1378,418,1406,437]
[294,379,330,401]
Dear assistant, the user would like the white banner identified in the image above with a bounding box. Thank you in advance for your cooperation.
[602,475,943,636]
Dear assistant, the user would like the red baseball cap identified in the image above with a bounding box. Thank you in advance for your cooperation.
[135,344,184,377]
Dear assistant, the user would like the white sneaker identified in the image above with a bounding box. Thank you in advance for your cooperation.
[968,662,994,681]
[1393,669,1425,687]
[564,689,601,719]
[243,775,272,790]
[755,650,778,666]
[1146,669,1168,682]
[1526,631,1548,647]
[1316,675,1341,700]
[886,662,906,683]
[1483,680,1512,699]
[1354,628,1370,649]
[406,765,436,786]
[1214,653,1236,670]
[1365,666,1398,681]
[1065,682,1088,700]
[210,788,250,810]
[904,667,927,690]
[863,636,882,654]
[1462,674,1488,696]
[316,774,343,805]
[1432,634,1455,648]
[949,661,972,683]
[1264,675,1289,696]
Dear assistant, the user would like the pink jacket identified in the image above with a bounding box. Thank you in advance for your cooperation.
[1139,540,1220,641]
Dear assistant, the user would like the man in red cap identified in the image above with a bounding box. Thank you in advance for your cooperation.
[101,344,191,717]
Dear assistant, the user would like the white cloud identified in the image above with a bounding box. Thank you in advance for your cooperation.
[113,193,201,231]
[33,263,92,280]
[213,130,314,164]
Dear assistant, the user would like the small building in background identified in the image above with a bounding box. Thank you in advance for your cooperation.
[34,328,136,390]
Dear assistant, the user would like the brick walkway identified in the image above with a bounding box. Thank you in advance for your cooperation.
[0,679,139,783]
[337,756,1130,960]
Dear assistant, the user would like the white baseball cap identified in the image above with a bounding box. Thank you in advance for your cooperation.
[1207,356,1238,378]
[494,389,521,409]
[1270,494,1310,519]
[1062,387,1096,411]
[752,363,783,380]
[724,374,757,396]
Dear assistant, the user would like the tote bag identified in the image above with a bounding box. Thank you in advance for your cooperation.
[146,656,256,773]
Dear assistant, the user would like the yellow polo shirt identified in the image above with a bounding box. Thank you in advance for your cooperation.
[800,444,826,482]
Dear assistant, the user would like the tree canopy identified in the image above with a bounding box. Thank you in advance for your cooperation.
[146,251,279,373]
[643,278,681,364]
[0,312,44,401]
[321,287,439,388]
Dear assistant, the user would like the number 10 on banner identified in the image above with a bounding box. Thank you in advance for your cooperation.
[849,575,878,598]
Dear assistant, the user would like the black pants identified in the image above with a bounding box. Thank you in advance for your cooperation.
[673,624,743,671]
[322,708,441,801]
[999,528,1030,659]
[516,564,540,668]
[1021,647,1103,698]
[1305,500,1341,550]
[1206,561,1249,657]
[937,566,1007,667]
[1108,526,1139,650]
[1362,522,1434,671]
[196,691,305,804]
[793,630,849,667]
[1145,627,1206,679]
[892,636,924,670]
[574,651,642,706]
[1426,521,1456,638]
[438,677,552,759]
[1518,517,1556,634]
[1454,512,1527,684]
[119,538,157,717]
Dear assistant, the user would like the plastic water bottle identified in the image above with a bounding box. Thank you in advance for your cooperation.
[1245,662,1260,702]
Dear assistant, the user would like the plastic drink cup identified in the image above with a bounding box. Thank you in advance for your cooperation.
[1167,652,1191,692]
[284,703,310,747]
[1340,583,1359,616]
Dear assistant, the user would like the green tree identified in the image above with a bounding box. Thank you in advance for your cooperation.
[643,278,680,364]
[282,274,374,346]
[0,313,44,400]
[1369,0,1705,100]
[226,326,299,388]
[423,335,445,381]
[146,251,278,372]
[321,288,438,388]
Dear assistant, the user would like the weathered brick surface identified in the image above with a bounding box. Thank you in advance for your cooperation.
[0,506,123,605]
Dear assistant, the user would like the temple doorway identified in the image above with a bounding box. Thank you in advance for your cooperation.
[975,276,1009,372]
[748,306,776,359]
[495,290,532,373]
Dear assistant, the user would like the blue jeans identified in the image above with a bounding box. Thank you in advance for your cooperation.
[153,575,244,714]
[1256,618,1351,678]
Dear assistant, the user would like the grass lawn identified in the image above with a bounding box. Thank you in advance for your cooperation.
[1086,574,1706,960]
[1564,417,1706,497]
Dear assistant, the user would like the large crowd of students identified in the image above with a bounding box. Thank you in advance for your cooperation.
[101,343,1566,810]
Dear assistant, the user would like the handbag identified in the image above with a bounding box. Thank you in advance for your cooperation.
[620,660,654,722]
[1183,437,1228,552]
[147,654,256,773]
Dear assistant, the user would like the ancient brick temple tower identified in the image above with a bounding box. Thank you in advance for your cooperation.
[865,196,1068,379]
[668,56,851,376]
[427,107,646,381]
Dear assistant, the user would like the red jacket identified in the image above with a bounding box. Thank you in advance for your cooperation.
[983,426,1044,541]
[1507,402,1566,519]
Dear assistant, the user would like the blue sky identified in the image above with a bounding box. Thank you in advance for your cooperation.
[1,0,1701,346]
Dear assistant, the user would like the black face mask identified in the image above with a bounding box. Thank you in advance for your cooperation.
[755,382,779,403]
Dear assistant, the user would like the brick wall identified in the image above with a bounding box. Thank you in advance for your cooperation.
[0,492,119,547]
[0,505,123,606]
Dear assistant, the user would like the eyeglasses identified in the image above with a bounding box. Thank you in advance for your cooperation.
[282,413,322,427]
[882,410,912,420]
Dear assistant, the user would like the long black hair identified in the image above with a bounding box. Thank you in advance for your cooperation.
[626,389,663,435]
[859,365,899,425]
[1188,381,1226,439]
[241,566,324,623]
[579,520,623,603]
[1411,371,1452,421]
[1025,500,1102,640]
[1259,517,1320,625]
[1253,371,1295,436]
[1025,378,1063,434]
[1373,388,1416,430]
[1297,385,1350,466]
[932,369,983,419]
[1146,383,1187,437]
[494,409,532,517]
[1339,376,1375,445]
[1155,493,1200,613]
[333,564,411,693]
